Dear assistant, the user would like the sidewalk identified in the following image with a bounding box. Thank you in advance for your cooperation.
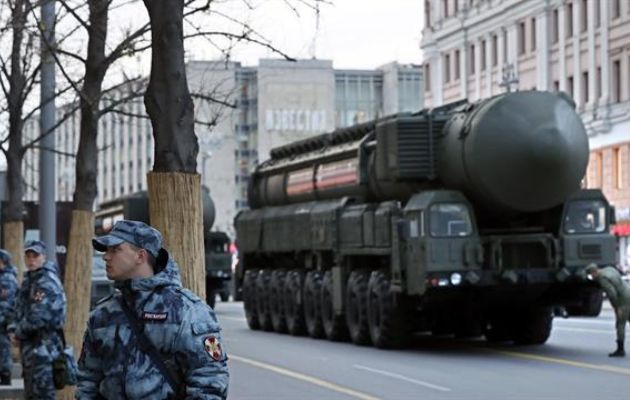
[0,364,23,400]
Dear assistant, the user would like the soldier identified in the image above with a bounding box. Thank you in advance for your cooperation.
[585,263,630,357]
[8,240,66,399]
[0,250,18,385]
[76,220,229,399]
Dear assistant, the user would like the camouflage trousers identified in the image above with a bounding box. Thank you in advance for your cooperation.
[615,306,630,342]
[21,339,57,400]
[0,333,11,374]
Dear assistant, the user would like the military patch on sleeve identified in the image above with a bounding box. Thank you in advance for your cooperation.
[142,311,168,322]
[203,336,223,361]
[31,288,45,302]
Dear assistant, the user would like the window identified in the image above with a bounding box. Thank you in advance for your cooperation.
[563,200,607,234]
[443,0,449,17]
[612,60,621,103]
[581,0,587,33]
[454,0,458,13]
[429,203,473,237]
[531,18,536,52]
[568,76,574,98]
[425,0,431,27]
[582,71,589,103]
[615,147,623,189]
[444,54,451,83]
[470,44,476,73]
[503,29,508,64]
[567,3,573,37]
[596,67,602,99]
[518,22,526,55]
[424,63,431,92]
[492,35,498,66]
[613,0,621,19]
[552,9,559,43]
[454,50,461,80]
[481,40,486,70]
[595,0,600,28]
[553,80,560,92]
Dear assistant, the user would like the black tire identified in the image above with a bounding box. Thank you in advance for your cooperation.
[484,317,513,343]
[207,290,216,309]
[270,270,288,333]
[566,288,603,317]
[304,271,325,339]
[320,270,347,341]
[454,310,483,339]
[367,270,411,349]
[345,270,371,346]
[512,307,553,345]
[243,270,260,330]
[256,269,274,331]
[284,270,306,336]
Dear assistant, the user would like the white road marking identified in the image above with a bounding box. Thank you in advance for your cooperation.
[555,318,612,326]
[230,355,380,400]
[553,326,613,335]
[353,364,451,392]
[219,316,247,322]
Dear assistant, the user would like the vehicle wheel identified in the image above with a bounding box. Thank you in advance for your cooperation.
[454,309,483,339]
[304,271,325,339]
[566,288,603,317]
[320,270,347,341]
[256,269,274,331]
[207,291,216,309]
[367,270,411,349]
[512,307,553,345]
[484,316,513,343]
[284,269,306,336]
[243,269,259,330]
[270,270,288,333]
[345,270,371,346]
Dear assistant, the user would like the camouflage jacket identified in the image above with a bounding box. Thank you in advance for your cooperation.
[0,264,18,330]
[9,261,66,341]
[76,253,229,400]
[595,266,630,310]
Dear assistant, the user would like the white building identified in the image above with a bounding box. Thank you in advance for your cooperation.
[23,59,423,237]
[421,0,630,267]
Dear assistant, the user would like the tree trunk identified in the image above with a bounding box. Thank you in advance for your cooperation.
[2,222,24,281]
[147,172,205,298]
[59,211,94,399]
[59,3,109,398]
[143,0,204,297]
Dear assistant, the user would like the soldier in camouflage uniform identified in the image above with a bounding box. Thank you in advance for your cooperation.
[585,263,630,357]
[76,220,229,399]
[8,240,66,399]
[0,250,18,385]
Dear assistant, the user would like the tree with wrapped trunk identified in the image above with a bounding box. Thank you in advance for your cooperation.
[142,0,206,297]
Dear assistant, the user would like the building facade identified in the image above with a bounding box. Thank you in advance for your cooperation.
[22,59,423,237]
[421,0,630,268]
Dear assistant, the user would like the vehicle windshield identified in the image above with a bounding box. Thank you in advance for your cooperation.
[564,200,607,234]
[429,203,473,237]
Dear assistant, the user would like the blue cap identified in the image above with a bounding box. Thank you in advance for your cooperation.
[0,250,11,263]
[24,240,47,255]
[92,220,162,258]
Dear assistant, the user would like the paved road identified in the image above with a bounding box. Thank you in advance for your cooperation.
[214,301,630,400]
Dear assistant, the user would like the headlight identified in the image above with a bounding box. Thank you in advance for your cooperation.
[450,273,462,286]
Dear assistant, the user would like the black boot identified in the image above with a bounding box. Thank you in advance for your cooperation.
[609,340,626,357]
[0,371,11,385]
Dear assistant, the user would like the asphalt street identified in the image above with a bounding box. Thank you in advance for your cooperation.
[214,301,630,400]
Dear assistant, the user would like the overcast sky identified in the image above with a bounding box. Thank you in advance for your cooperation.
[187,0,424,70]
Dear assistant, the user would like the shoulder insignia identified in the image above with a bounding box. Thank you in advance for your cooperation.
[31,288,45,302]
[203,336,223,361]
